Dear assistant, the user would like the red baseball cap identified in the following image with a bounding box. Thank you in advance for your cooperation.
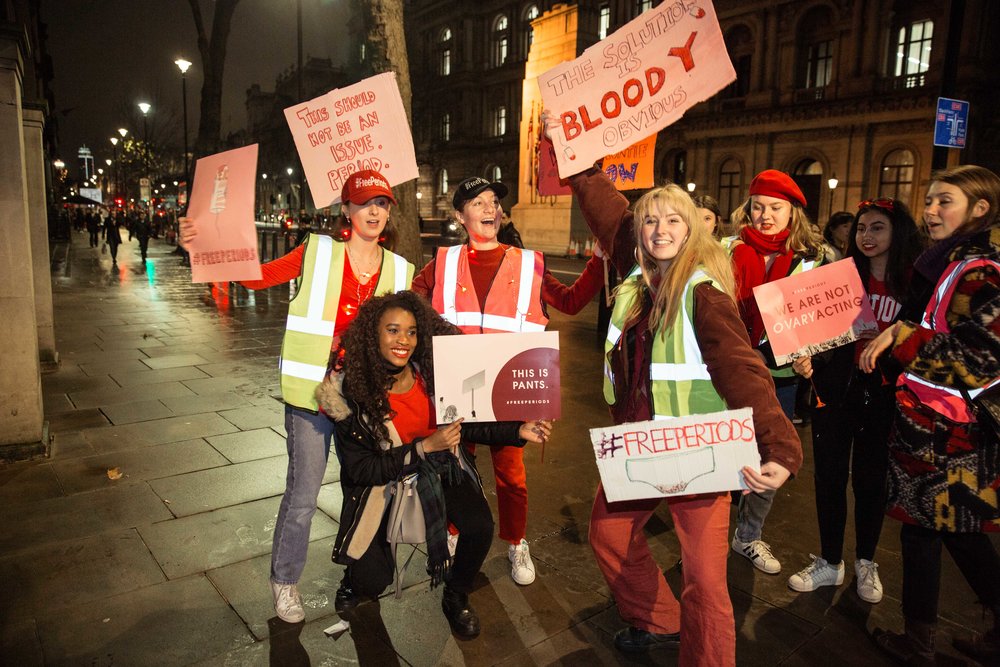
[341,169,397,205]
[749,170,807,207]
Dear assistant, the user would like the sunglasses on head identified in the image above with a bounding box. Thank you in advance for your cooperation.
[857,197,895,212]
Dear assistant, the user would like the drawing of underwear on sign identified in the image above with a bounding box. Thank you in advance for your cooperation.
[590,407,761,502]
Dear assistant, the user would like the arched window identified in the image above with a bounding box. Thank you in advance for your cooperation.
[492,15,509,67]
[798,6,835,90]
[438,168,449,195]
[718,159,743,219]
[440,113,450,142]
[488,165,502,182]
[598,4,611,40]
[438,27,453,76]
[521,5,539,58]
[894,19,933,87]
[879,149,915,202]
[723,25,753,98]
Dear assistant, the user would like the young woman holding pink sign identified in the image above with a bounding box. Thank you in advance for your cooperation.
[787,198,923,603]
[181,169,414,624]
[545,105,801,666]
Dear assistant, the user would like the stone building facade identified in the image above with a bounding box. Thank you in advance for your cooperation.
[405,0,1000,250]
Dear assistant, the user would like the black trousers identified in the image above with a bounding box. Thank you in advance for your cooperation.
[810,379,891,564]
[347,471,494,598]
[138,236,149,260]
[901,522,1000,623]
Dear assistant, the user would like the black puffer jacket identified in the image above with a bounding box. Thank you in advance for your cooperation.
[317,373,525,565]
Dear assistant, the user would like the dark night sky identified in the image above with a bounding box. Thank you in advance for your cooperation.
[41,0,351,179]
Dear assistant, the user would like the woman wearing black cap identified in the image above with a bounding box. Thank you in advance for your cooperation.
[411,176,604,587]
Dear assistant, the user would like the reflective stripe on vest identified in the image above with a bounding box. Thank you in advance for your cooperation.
[431,244,548,334]
[279,234,414,410]
[900,258,1000,422]
[604,266,728,419]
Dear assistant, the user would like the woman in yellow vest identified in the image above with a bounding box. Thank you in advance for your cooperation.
[180,169,414,623]
[551,136,801,661]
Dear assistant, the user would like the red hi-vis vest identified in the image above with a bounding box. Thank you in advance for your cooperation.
[899,257,1000,422]
[430,244,548,333]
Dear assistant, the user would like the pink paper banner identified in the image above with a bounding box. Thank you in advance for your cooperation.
[538,0,735,178]
[284,72,418,207]
[752,258,879,365]
[187,144,262,283]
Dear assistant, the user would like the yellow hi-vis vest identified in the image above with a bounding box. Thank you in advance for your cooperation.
[279,233,414,411]
[604,267,727,420]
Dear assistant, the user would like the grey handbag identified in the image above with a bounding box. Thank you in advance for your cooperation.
[385,453,426,597]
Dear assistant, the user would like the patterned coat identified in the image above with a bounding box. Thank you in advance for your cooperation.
[887,227,1000,532]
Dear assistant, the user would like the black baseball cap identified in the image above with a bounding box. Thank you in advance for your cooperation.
[452,177,509,210]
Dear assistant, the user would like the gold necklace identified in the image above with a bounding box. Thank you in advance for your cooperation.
[346,242,381,281]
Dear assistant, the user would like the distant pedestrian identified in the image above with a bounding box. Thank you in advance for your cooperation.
[104,213,121,265]
[86,210,100,247]
[134,212,151,263]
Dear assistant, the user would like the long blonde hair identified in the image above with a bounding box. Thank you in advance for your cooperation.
[622,184,736,337]
[731,196,825,259]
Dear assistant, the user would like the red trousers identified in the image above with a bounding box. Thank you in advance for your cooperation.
[463,443,527,543]
[589,484,735,667]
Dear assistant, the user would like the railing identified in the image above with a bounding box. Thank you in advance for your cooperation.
[794,86,827,103]
[877,73,927,93]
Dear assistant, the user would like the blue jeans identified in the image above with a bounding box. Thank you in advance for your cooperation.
[735,379,797,542]
[270,404,334,584]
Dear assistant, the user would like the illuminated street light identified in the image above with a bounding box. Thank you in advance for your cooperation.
[686,182,696,192]
[118,128,128,139]
[827,173,839,219]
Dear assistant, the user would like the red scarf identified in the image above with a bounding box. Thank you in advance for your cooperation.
[733,226,794,347]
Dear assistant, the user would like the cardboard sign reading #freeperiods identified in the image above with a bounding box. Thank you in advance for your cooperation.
[538,0,735,178]
[284,72,418,207]
[591,408,762,502]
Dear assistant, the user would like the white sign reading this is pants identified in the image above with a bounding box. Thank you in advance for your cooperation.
[590,407,761,502]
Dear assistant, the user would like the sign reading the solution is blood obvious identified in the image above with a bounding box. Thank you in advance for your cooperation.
[538,0,735,178]
[590,408,761,503]
[431,332,560,424]
[284,72,418,207]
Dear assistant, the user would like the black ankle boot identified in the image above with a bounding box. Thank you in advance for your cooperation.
[441,587,480,639]
[334,579,358,613]
[873,618,936,666]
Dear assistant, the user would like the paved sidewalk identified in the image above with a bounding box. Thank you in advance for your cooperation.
[0,231,989,665]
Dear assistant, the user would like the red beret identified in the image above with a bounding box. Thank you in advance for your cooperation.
[749,170,807,207]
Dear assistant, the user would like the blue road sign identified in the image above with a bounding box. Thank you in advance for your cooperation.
[934,97,969,148]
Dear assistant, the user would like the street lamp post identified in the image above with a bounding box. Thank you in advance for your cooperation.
[827,173,839,221]
[175,58,192,196]
[109,137,119,196]
[117,128,128,203]
[137,102,151,207]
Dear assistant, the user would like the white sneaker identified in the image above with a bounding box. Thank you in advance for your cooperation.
[270,580,305,623]
[508,539,536,585]
[855,558,883,603]
[731,535,781,574]
[787,555,845,592]
[447,532,459,558]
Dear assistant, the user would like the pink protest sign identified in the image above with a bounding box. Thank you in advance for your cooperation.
[753,258,879,366]
[187,144,262,283]
[591,408,761,502]
[537,133,656,195]
[538,0,735,178]
[284,72,418,207]
[432,332,560,423]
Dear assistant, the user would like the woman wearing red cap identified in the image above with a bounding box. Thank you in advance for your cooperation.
[725,169,827,577]
[180,168,414,623]
[410,176,605,587]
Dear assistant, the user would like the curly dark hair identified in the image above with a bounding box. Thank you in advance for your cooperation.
[340,291,459,442]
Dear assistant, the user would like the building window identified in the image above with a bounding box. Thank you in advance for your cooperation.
[522,5,539,58]
[894,20,933,87]
[722,25,753,98]
[493,15,509,67]
[438,28,452,76]
[598,4,611,40]
[634,0,653,17]
[804,40,833,89]
[798,6,835,90]
[718,159,742,219]
[439,168,449,195]
[359,43,366,63]
[492,105,507,137]
[440,113,450,142]
[879,149,915,202]
[488,165,502,182]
